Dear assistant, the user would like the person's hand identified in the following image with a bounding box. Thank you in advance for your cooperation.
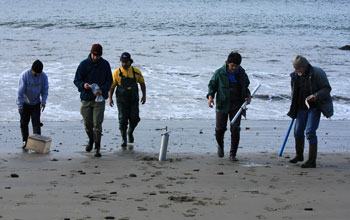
[41,104,46,112]
[84,83,91,89]
[246,96,251,104]
[208,96,214,108]
[18,109,24,114]
[307,94,317,102]
[109,98,114,107]
[141,96,146,104]
[95,90,102,96]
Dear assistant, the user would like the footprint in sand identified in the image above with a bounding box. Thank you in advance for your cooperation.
[137,207,147,211]
[159,204,170,208]
[155,184,165,189]
[256,215,267,219]
[270,176,280,182]
[273,197,285,203]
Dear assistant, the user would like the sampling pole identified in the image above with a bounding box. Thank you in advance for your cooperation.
[279,119,294,156]
[159,131,171,161]
[230,83,261,125]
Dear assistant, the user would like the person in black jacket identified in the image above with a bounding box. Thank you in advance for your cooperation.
[287,55,333,168]
[74,44,113,157]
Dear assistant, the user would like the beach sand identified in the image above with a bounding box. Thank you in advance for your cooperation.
[1,119,349,220]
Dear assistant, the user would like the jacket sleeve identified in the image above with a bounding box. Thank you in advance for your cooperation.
[245,73,251,98]
[41,73,49,105]
[73,63,85,92]
[17,73,26,109]
[207,71,218,99]
[287,73,297,119]
[314,69,331,100]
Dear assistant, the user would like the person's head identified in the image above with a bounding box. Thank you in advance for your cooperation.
[293,55,309,76]
[31,60,43,77]
[90,44,103,63]
[120,52,133,69]
[226,52,242,72]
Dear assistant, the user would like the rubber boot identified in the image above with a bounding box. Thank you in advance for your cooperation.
[21,126,29,150]
[215,130,225,158]
[229,128,240,161]
[120,129,127,147]
[128,126,136,144]
[301,143,317,168]
[94,132,102,157]
[289,138,304,163]
[85,131,94,152]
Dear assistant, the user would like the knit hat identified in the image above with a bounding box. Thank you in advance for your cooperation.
[91,44,103,56]
[31,60,43,73]
[293,55,309,69]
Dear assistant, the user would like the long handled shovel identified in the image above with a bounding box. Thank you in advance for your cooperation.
[278,119,294,156]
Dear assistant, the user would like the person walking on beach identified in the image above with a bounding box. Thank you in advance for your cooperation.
[287,55,333,168]
[74,44,113,157]
[17,60,49,150]
[109,52,146,147]
[207,52,251,161]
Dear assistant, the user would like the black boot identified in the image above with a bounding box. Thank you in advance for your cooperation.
[94,132,102,157]
[21,126,29,150]
[215,129,225,158]
[128,126,136,144]
[229,127,240,161]
[120,129,127,147]
[85,131,94,152]
[289,138,304,163]
[301,143,317,168]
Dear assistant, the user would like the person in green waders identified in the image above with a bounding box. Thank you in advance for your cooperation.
[109,52,146,147]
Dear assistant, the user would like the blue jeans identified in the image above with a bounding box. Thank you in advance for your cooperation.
[294,108,321,144]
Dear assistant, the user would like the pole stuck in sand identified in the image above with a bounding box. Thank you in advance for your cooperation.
[159,131,171,161]
[230,83,261,125]
[279,119,295,156]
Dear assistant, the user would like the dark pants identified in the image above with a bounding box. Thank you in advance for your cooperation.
[80,100,105,134]
[117,101,140,131]
[20,103,41,142]
[216,108,241,157]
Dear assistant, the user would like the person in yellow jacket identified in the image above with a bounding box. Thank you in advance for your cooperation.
[109,52,146,147]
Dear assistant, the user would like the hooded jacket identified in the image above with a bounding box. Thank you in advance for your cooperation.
[207,65,250,113]
[287,65,333,118]
[74,54,113,101]
[17,69,49,109]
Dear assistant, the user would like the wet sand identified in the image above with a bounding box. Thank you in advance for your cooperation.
[1,119,349,220]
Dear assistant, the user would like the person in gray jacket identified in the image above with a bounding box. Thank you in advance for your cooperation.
[17,60,49,150]
[287,55,333,168]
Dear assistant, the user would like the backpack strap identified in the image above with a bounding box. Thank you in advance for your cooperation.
[119,67,138,79]
[131,66,138,79]
[119,68,123,78]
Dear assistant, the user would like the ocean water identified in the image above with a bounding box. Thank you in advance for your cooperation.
[1,0,349,122]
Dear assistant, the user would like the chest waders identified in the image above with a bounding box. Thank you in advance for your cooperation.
[115,67,141,147]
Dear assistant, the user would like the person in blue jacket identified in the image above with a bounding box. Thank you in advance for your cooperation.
[74,44,113,157]
[17,60,49,150]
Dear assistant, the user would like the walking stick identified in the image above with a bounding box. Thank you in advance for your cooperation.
[230,84,261,125]
[278,119,295,156]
